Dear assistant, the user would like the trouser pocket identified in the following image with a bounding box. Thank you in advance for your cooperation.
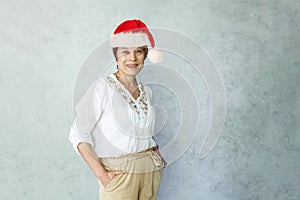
[103,174,124,192]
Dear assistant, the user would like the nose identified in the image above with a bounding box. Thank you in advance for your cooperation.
[128,51,136,61]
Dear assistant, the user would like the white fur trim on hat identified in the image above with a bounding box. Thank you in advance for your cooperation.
[110,32,148,47]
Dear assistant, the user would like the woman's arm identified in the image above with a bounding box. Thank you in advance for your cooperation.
[77,142,126,186]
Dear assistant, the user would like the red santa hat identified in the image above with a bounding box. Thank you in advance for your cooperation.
[110,19,163,63]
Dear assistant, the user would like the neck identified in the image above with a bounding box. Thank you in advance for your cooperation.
[115,71,137,88]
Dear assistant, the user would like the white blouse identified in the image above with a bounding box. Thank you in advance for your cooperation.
[69,73,157,158]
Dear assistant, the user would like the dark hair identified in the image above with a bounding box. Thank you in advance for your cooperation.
[112,46,148,61]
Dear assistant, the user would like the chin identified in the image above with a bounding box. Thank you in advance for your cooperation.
[125,71,140,76]
[126,67,143,75]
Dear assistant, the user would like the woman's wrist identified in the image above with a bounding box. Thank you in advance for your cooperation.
[97,170,109,184]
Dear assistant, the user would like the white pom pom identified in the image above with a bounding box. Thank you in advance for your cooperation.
[148,48,163,63]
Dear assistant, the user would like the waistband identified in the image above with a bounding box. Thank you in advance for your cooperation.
[99,147,164,173]
[138,146,158,153]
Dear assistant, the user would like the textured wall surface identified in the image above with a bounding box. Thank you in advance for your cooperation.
[0,0,299,200]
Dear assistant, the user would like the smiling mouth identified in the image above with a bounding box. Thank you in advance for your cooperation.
[126,64,138,68]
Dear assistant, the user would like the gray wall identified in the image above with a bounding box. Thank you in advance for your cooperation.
[1,0,299,199]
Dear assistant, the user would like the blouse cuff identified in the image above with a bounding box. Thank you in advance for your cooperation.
[69,126,94,156]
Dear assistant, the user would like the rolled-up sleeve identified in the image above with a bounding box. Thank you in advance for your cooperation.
[69,78,108,156]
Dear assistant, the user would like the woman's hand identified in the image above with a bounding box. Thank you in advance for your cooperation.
[77,143,127,187]
[155,149,167,168]
[100,170,126,187]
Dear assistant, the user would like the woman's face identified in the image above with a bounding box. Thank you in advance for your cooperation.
[116,47,146,76]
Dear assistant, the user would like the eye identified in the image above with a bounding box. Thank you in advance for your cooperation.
[122,50,130,55]
[135,49,143,55]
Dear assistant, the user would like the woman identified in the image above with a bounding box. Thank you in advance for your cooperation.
[69,19,165,200]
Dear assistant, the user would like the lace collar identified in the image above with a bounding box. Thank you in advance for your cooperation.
[105,73,149,115]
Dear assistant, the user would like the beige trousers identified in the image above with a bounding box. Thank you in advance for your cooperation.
[98,149,164,200]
